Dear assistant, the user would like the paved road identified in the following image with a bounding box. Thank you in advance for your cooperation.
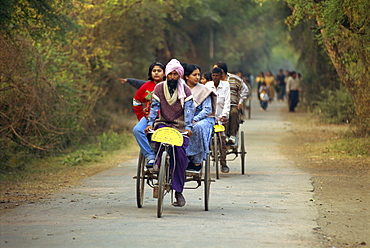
[0,99,321,248]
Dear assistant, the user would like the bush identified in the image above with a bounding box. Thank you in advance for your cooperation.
[61,149,102,166]
[313,87,356,124]
[61,131,130,166]
[97,130,129,151]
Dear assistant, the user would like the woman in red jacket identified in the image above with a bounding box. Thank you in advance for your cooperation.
[132,62,165,167]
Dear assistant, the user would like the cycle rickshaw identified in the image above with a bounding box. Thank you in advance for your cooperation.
[134,127,213,218]
[210,124,246,179]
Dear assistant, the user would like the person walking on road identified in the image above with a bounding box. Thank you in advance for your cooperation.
[275,69,286,102]
[286,71,300,112]
[265,70,275,102]
[256,71,265,101]
[259,82,270,111]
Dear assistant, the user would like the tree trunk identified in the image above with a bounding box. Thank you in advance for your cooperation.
[319,24,370,136]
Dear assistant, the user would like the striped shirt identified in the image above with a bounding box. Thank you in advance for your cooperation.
[227,73,249,106]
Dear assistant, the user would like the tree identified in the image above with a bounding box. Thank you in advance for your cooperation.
[0,0,76,40]
[285,0,370,135]
[0,0,99,166]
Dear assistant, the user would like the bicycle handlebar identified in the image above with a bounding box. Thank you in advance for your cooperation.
[147,128,189,136]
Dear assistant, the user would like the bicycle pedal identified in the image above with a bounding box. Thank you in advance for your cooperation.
[186,170,201,176]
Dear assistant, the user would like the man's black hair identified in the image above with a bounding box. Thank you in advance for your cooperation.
[214,61,228,74]
[212,67,223,75]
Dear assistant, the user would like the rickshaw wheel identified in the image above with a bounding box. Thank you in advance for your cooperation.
[157,150,168,218]
[136,152,145,208]
[240,131,246,174]
[214,132,220,179]
[204,154,211,211]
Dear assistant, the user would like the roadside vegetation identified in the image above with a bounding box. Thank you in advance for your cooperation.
[0,131,138,212]
[0,130,133,181]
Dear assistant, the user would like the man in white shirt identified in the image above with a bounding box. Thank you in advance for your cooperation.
[286,71,300,112]
[205,67,231,173]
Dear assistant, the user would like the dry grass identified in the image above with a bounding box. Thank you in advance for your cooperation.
[279,111,370,247]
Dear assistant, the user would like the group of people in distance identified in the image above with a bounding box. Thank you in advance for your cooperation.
[121,59,249,207]
[255,69,301,112]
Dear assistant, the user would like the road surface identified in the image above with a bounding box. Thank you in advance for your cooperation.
[0,99,322,248]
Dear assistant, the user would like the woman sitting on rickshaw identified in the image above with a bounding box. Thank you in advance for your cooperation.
[184,64,216,172]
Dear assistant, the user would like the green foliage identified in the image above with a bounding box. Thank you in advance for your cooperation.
[313,87,356,124]
[330,136,370,157]
[61,149,103,166]
[0,0,78,41]
[97,130,129,151]
[60,131,129,166]
[0,145,29,172]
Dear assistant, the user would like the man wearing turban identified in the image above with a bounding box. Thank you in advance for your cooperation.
[145,59,194,207]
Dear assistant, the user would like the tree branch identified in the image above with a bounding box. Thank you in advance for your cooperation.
[10,126,46,151]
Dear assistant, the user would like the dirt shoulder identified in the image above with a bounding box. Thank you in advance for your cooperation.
[279,110,369,248]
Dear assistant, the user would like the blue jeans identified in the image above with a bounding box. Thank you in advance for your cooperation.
[260,100,268,110]
[289,90,299,112]
[132,117,155,161]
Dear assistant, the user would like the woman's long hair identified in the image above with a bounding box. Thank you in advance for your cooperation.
[184,64,201,82]
[147,61,165,81]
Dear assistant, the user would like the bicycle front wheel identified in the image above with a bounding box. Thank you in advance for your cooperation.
[157,150,168,218]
